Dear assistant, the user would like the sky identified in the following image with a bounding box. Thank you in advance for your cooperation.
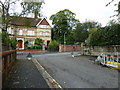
[41,0,118,26]
[1,0,119,26]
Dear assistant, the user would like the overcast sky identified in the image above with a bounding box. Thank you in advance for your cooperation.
[42,0,118,26]
[1,0,118,26]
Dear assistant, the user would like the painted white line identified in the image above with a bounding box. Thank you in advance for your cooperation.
[32,59,63,89]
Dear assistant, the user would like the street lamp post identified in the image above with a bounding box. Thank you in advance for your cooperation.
[64,32,67,52]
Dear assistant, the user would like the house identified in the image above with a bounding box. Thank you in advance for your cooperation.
[7,16,51,50]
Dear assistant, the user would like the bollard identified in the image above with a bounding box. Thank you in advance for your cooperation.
[26,53,32,60]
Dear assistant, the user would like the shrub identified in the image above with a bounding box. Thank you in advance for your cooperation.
[30,45,42,49]
[24,41,29,49]
[0,32,17,49]
[0,32,10,44]
[10,38,17,49]
[48,40,59,51]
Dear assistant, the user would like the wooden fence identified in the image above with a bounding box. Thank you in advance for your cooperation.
[0,50,16,86]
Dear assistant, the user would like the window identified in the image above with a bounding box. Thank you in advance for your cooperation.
[7,27,14,34]
[28,40,34,47]
[40,25,48,28]
[45,32,50,36]
[39,32,43,36]
[19,30,23,35]
[27,30,35,36]
[11,28,14,34]
[7,27,11,34]
[0,28,2,32]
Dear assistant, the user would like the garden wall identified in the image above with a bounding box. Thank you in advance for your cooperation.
[83,45,120,56]
[59,44,81,52]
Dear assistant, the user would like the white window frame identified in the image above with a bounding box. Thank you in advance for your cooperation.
[19,30,23,35]
[27,30,35,36]
[11,28,14,34]
[45,32,50,36]
[40,25,48,28]
[7,27,11,34]
[39,32,43,36]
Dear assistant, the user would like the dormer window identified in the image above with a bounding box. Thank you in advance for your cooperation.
[39,25,49,28]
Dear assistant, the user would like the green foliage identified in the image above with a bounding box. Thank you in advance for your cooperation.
[65,31,75,43]
[88,23,120,46]
[48,40,59,51]
[25,38,43,49]
[86,28,98,45]
[35,38,43,45]
[50,9,79,43]
[74,20,101,43]
[24,40,29,49]
[1,32,10,44]
[9,38,17,49]
[21,2,44,18]
[74,23,88,43]
[28,38,43,49]
[30,45,42,49]
[0,32,17,49]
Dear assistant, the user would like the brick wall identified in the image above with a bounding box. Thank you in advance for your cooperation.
[59,45,81,52]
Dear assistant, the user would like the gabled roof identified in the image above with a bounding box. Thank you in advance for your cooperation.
[36,18,50,26]
[10,16,50,27]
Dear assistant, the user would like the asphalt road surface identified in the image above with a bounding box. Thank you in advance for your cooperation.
[33,52,118,88]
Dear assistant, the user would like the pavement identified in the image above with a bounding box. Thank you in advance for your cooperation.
[2,58,50,88]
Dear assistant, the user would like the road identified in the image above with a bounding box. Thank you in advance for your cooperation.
[32,52,118,88]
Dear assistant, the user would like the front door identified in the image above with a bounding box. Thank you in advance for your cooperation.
[47,41,50,47]
[18,40,23,48]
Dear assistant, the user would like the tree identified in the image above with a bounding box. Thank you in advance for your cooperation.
[106,0,120,17]
[0,0,17,31]
[89,23,120,46]
[74,23,87,43]
[50,9,79,44]
[20,1,44,18]
[106,19,118,26]
[74,20,101,43]
[0,0,44,31]
[0,31,17,49]
[86,28,98,45]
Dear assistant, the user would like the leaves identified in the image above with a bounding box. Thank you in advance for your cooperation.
[74,20,100,43]
[20,2,44,18]
[48,40,59,51]
[88,23,120,46]
[35,38,43,45]
[50,9,79,43]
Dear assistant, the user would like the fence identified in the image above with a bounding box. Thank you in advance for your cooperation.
[0,50,16,85]
[1,43,13,51]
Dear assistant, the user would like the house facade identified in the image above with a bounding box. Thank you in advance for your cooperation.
[7,16,51,50]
